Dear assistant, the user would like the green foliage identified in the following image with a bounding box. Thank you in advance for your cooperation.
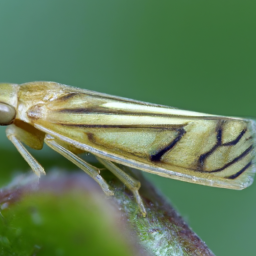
[0,189,135,256]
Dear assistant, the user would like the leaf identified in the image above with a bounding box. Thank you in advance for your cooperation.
[0,166,214,256]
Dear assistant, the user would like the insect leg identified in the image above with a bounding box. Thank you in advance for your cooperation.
[6,125,45,176]
[44,135,114,196]
[95,157,146,217]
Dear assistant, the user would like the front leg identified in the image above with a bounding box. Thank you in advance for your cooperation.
[6,122,45,176]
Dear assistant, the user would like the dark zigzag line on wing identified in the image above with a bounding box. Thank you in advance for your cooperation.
[198,126,223,168]
[150,128,186,162]
[207,145,253,173]
[226,162,252,179]
[197,124,252,173]
[222,129,247,146]
[199,125,247,170]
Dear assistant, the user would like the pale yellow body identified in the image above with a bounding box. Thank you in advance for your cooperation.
[0,81,256,215]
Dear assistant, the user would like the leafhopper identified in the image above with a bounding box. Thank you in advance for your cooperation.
[0,82,255,217]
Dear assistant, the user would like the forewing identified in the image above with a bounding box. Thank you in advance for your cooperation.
[25,83,256,190]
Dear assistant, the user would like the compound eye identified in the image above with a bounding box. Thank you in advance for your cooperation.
[0,102,16,125]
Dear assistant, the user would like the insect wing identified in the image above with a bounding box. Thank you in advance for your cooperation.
[23,83,256,190]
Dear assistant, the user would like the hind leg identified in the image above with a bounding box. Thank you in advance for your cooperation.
[95,157,146,217]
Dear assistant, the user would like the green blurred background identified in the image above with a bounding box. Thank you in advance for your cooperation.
[0,1,255,255]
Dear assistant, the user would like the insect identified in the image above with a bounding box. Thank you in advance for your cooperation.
[0,82,255,217]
